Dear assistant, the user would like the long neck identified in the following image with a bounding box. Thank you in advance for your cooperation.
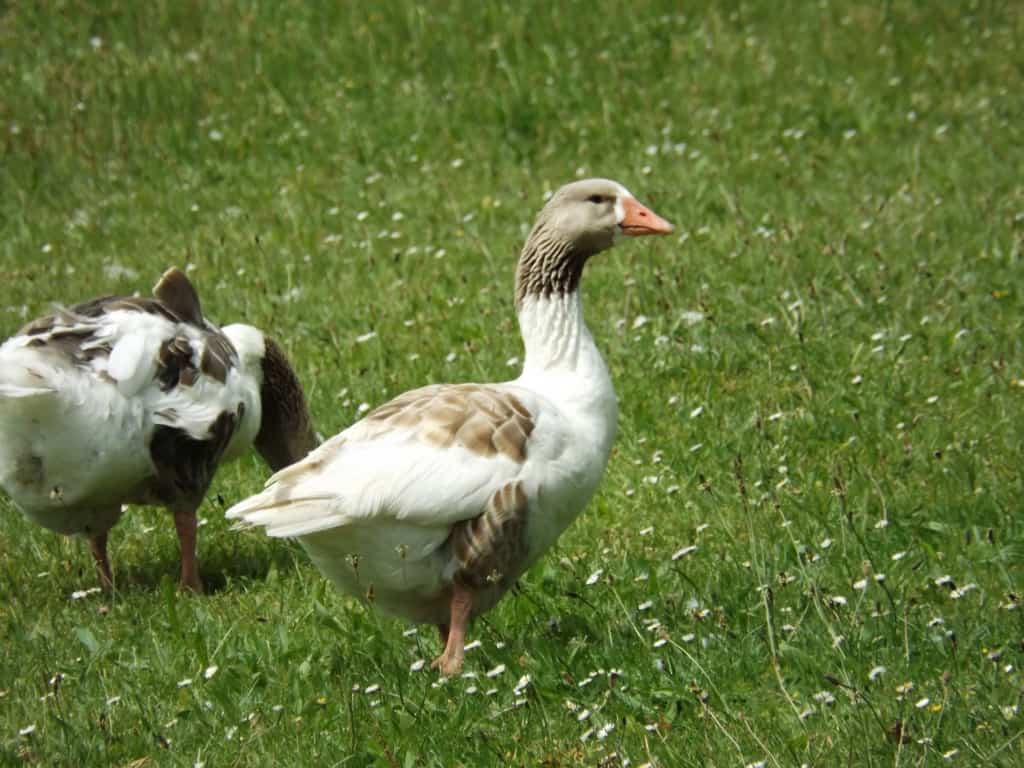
[515,285,618,452]
[517,290,591,373]
[513,228,618,459]
[514,218,607,373]
[255,338,319,471]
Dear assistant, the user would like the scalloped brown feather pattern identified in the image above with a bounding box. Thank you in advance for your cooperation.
[450,480,528,589]
[364,384,535,462]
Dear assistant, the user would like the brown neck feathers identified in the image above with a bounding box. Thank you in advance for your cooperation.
[514,222,591,306]
[254,338,319,471]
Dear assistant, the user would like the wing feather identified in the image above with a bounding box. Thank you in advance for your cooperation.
[225,385,546,538]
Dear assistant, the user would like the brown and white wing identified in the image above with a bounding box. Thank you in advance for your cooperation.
[225,383,544,540]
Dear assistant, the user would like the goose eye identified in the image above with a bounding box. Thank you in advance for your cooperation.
[586,194,605,204]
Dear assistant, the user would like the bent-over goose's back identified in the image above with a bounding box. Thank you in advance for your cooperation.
[0,267,318,591]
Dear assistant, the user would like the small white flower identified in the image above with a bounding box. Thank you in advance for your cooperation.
[926,395,939,404]
[868,666,886,681]
[829,595,848,607]
[485,664,506,678]
[203,665,218,680]
[505,356,520,367]
[177,678,193,688]
[464,640,482,652]
[356,402,370,414]
[19,724,36,736]
[106,696,122,706]
[639,526,654,536]
[89,36,103,49]
[935,575,954,587]
[951,583,978,599]
[672,545,697,561]
[445,351,457,363]
[813,691,835,705]
[892,551,906,561]
[410,660,425,672]
[364,684,380,695]
[689,405,704,418]
[585,569,603,586]
[577,708,591,722]
[853,579,868,591]
[632,315,649,329]
[208,129,223,142]
[355,331,377,344]
[915,697,930,709]
[638,600,654,611]
[450,158,464,169]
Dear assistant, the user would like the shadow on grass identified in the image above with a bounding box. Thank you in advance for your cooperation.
[108,537,306,595]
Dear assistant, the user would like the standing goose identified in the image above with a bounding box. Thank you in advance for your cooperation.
[227,179,673,674]
[0,268,318,592]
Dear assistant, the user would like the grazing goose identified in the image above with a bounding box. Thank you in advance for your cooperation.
[0,268,318,592]
[227,179,673,674]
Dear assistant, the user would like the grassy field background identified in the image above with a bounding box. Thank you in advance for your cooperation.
[2,1,1022,765]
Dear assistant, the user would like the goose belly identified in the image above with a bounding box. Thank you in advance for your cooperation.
[0,381,152,535]
[299,523,453,625]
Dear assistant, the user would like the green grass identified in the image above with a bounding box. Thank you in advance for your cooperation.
[2,0,1022,765]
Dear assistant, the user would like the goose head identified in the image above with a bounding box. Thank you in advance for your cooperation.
[516,178,673,304]
[223,324,320,471]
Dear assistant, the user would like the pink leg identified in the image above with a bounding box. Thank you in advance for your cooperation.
[88,532,114,590]
[173,507,204,593]
[431,584,473,677]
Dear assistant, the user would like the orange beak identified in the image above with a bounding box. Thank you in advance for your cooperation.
[619,196,674,236]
